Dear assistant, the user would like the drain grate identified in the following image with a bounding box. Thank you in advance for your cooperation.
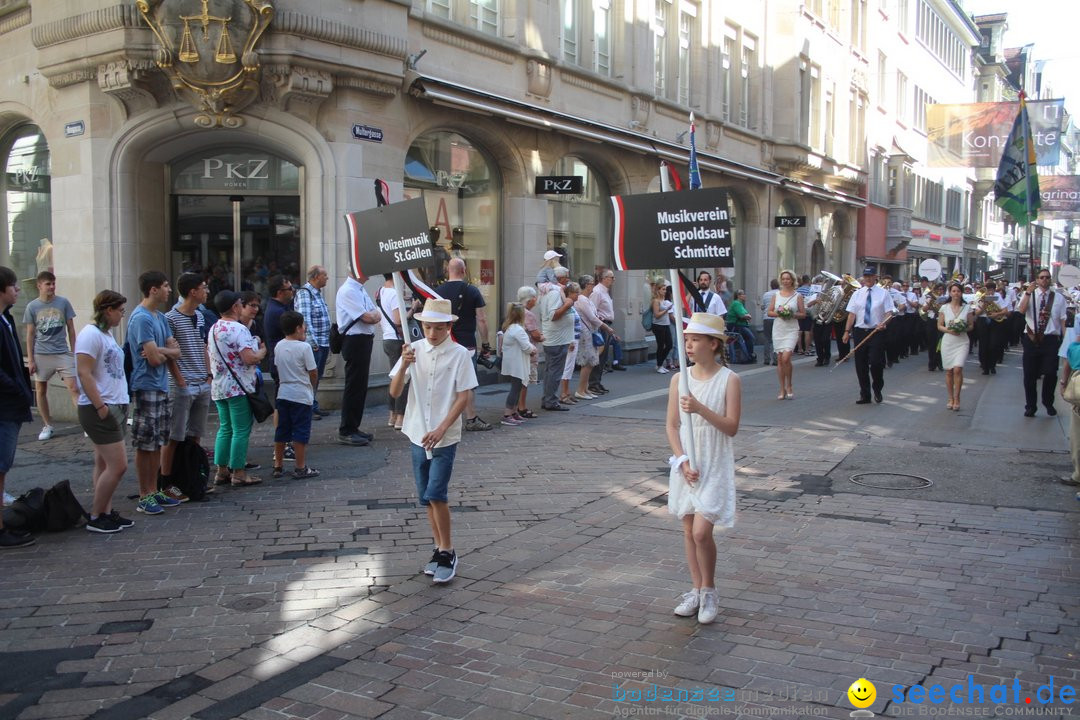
[849,472,933,490]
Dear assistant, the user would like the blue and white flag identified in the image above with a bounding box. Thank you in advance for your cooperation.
[687,113,701,191]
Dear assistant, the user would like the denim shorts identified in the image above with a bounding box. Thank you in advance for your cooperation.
[0,421,20,474]
[274,398,312,444]
[410,442,457,506]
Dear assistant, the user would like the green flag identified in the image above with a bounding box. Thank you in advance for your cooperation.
[993,96,1040,225]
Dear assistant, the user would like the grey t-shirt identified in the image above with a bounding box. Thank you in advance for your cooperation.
[23,296,76,355]
[273,338,317,405]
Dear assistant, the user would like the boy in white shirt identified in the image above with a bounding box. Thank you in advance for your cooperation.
[389,298,478,584]
[273,311,320,479]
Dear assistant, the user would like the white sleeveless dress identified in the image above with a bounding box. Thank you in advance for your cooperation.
[771,293,799,353]
[940,303,969,370]
[668,366,736,528]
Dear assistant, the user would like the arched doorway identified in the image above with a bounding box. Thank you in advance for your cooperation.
[403,131,501,339]
[0,123,51,322]
[546,156,611,278]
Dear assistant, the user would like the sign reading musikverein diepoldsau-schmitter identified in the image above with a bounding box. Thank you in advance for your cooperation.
[610,187,733,270]
[345,197,432,278]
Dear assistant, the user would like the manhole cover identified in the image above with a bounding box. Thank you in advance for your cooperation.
[606,445,670,462]
[224,596,269,612]
[849,472,933,490]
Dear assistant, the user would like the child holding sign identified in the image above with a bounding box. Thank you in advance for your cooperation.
[388,298,478,584]
[665,312,741,625]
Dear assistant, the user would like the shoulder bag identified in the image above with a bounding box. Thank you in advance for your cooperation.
[212,332,274,423]
[329,315,361,354]
[1064,371,1080,406]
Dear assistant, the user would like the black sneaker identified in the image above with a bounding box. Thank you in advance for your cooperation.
[422,548,440,576]
[283,443,296,461]
[109,510,135,529]
[86,514,122,534]
[0,529,35,548]
[244,462,261,471]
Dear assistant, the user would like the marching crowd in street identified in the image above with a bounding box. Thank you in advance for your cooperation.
[0,256,1077,599]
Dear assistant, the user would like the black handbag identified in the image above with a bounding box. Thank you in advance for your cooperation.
[212,334,274,423]
[329,315,361,354]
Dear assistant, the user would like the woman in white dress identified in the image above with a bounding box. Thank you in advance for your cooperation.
[937,282,974,411]
[767,270,805,400]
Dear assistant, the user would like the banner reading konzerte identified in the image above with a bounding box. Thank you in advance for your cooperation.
[926,100,1064,168]
[610,187,734,270]
[1040,175,1080,218]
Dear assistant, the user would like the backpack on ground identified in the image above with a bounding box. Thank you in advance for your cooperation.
[168,439,210,502]
[1,487,46,533]
[641,304,654,331]
[43,480,87,531]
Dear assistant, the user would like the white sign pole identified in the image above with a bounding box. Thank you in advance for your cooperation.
[660,163,696,474]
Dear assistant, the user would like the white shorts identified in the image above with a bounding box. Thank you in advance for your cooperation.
[33,353,76,383]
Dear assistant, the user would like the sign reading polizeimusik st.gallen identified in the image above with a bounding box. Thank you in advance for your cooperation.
[610,187,733,270]
[345,198,432,278]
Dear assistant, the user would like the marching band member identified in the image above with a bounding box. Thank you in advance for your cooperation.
[974,279,1008,376]
[902,281,920,358]
[1017,269,1069,417]
[920,280,945,371]
[843,267,896,405]
[885,280,906,366]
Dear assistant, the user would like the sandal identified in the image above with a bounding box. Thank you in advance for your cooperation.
[213,471,232,486]
[293,466,321,479]
[231,475,263,486]
[271,466,285,479]
[518,408,537,419]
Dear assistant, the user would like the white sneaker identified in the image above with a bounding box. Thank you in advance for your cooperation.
[673,589,700,617]
[697,589,719,624]
[656,366,669,374]
[38,425,54,441]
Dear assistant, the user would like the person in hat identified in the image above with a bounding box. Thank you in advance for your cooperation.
[388,298,478,585]
[842,267,896,405]
[536,249,562,286]
[665,312,742,625]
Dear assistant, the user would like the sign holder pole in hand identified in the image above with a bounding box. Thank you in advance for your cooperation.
[660,162,696,476]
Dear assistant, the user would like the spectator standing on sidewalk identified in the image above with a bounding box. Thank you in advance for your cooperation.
[516,286,542,417]
[272,311,320,479]
[499,302,535,426]
[0,266,35,547]
[574,275,617,400]
[760,279,779,365]
[539,267,575,411]
[377,274,410,430]
[127,271,184,516]
[159,272,212,499]
[389,298,478,584]
[590,270,623,390]
[294,265,331,420]
[665,312,741,625]
[24,271,78,442]
[652,280,674,374]
[77,291,133,534]
[436,258,491,431]
[335,270,381,446]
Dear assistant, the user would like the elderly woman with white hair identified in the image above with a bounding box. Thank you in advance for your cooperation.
[515,285,542,418]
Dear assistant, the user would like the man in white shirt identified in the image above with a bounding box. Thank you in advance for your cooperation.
[760,279,779,365]
[335,270,382,445]
[843,267,896,405]
[538,268,576,411]
[1017,269,1069,417]
[692,271,727,316]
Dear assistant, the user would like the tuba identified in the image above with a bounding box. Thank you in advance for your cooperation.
[978,293,1008,323]
[814,271,860,324]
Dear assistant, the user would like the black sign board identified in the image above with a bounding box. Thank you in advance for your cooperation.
[345,198,431,277]
[775,216,807,228]
[535,176,584,195]
[351,124,384,142]
[610,187,733,270]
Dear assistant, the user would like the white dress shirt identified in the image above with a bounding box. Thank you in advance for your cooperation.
[336,277,377,335]
[693,290,726,316]
[591,283,614,323]
[390,337,478,448]
[846,285,896,329]
[1023,288,1069,336]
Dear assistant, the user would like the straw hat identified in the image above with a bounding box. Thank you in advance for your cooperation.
[413,298,458,323]
[684,312,726,338]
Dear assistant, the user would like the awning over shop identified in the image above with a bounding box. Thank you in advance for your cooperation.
[406,73,867,209]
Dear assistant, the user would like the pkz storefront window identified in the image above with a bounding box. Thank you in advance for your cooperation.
[546,156,611,277]
[404,132,500,341]
[1,125,52,325]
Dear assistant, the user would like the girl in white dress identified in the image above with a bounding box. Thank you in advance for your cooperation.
[666,312,742,625]
[767,270,805,400]
[937,282,974,411]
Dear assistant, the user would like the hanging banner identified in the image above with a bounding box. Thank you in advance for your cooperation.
[610,187,733,270]
[1039,175,1080,217]
[926,100,1064,168]
[344,197,432,278]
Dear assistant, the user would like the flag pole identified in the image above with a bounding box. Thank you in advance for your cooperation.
[660,160,696,474]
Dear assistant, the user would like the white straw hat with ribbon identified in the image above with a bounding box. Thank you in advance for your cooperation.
[413,298,458,323]
[684,312,726,338]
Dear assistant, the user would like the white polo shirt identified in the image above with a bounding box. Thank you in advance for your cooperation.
[846,285,896,329]
[389,337,478,449]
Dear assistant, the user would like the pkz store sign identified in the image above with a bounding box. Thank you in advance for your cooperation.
[172,151,300,193]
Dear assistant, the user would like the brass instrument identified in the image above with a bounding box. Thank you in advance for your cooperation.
[978,292,1008,323]
[919,287,940,319]
[814,271,860,324]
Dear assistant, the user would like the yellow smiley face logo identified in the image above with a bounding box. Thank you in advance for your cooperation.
[847,678,876,709]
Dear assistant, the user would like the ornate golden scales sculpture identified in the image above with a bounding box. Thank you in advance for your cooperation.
[178,0,237,64]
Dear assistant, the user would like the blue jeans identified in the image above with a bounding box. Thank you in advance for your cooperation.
[312,345,329,414]
[410,442,457,506]
[0,421,22,474]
